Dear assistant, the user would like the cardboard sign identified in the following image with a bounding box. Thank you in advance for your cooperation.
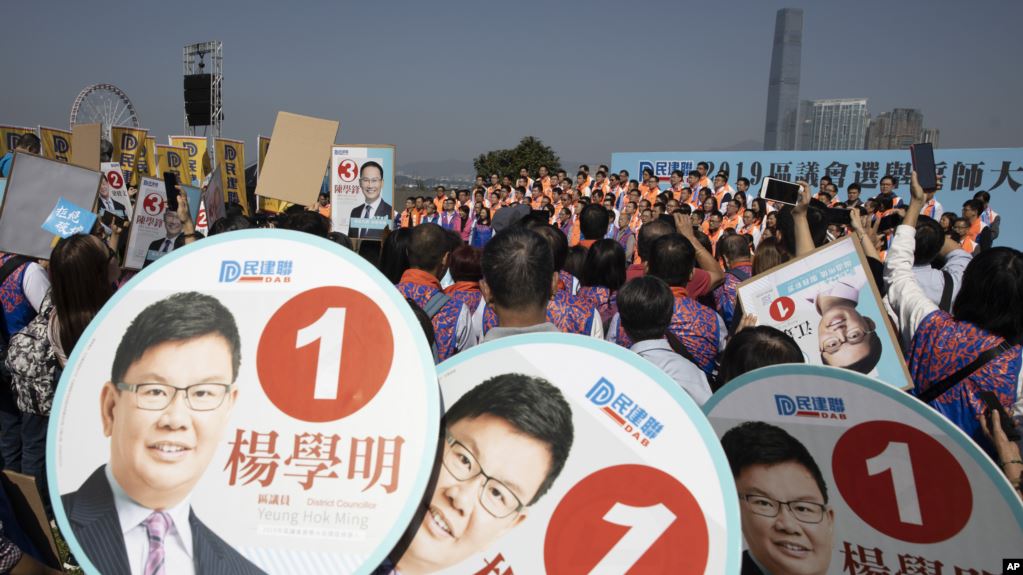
[331,146,395,239]
[169,135,208,184]
[38,126,73,162]
[70,123,101,170]
[0,152,100,259]
[0,125,36,157]
[385,334,741,574]
[214,138,250,214]
[49,230,439,574]
[123,176,169,270]
[736,236,911,389]
[704,364,1023,575]
[41,197,97,238]
[258,112,339,206]
[99,162,134,221]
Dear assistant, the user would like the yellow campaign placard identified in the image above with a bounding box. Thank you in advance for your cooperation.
[0,125,36,156]
[169,136,207,184]
[39,126,73,162]
[258,135,271,174]
[136,136,157,179]
[111,126,149,188]
[156,145,193,186]
[214,138,249,214]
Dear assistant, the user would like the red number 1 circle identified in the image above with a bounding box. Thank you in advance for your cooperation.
[257,286,394,422]
[544,464,709,574]
[832,420,972,544]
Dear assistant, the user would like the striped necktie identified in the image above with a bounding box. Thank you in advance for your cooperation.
[143,511,173,575]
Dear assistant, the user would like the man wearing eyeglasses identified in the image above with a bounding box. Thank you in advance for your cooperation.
[721,421,835,575]
[61,292,264,575]
[349,161,393,240]
[388,373,574,574]
[807,274,882,375]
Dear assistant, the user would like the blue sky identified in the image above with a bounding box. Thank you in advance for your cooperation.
[5,0,1021,166]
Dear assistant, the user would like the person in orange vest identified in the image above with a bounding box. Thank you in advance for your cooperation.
[705,212,725,254]
[973,190,1000,239]
[399,197,419,228]
[642,175,661,204]
[592,170,611,197]
[486,173,499,195]
[518,167,534,194]
[538,164,552,194]
[665,198,681,215]
[579,164,592,189]
[960,199,992,255]
[721,199,742,231]
[712,172,734,206]
[574,171,591,197]
[432,185,448,213]
[696,162,713,190]
[669,170,686,201]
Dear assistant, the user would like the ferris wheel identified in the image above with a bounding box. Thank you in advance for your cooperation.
[69,83,140,140]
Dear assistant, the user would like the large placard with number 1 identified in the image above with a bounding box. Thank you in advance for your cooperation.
[385,334,742,574]
[704,364,1023,575]
[49,230,440,574]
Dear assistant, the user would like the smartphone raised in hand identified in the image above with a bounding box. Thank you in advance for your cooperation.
[911,143,937,193]
[760,177,802,206]
[164,172,180,213]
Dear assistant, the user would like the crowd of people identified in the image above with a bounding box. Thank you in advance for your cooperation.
[0,131,1021,571]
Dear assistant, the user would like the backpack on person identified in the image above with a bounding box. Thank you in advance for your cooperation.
[0,255,32,385]
[4,293,60,416]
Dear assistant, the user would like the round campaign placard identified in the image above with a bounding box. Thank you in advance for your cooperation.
[48,230,440,574]
[385,333,741,574]
[703,364,1023,575]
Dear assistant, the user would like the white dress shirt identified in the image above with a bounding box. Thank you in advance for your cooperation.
[630,339,712,406]
[106,466,195,575]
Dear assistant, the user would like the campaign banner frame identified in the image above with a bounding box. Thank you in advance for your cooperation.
[38,126,73,163]
[0,125,36,157]
[387,333,742,574]
[48,229,441,575]
[156,144,194,187]
[0,152,100,259]
[703,364,1023,575]
[111,125,149,188]
[736,236,912,390]
[169,135,208,185]
[611,148,1023,250]
[214,137,250,215]
[331,145,395,238]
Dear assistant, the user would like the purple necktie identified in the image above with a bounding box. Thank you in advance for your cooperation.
[143,511,173,575]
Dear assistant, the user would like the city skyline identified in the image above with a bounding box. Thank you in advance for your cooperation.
[3,0,1021,168]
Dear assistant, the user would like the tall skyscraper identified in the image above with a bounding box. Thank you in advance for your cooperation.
[763,8,804,151]
[799,98,870,150]
[864,108,937,149]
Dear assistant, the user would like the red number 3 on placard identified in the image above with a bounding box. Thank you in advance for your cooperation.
[832,421,972,543]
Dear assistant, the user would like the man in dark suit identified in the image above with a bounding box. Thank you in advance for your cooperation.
[144,211,203,268]
[98,171,129,220]
[348,160,392,240]
[61,293,264,575]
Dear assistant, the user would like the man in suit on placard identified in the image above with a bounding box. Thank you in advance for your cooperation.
[61,292,264,575]
[349,161,393,240]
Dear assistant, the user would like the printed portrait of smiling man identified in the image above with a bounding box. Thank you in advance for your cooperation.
[62,291,264,575]
[721,421,835,575]
[807,274,882,375]
[386,373,574,575]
